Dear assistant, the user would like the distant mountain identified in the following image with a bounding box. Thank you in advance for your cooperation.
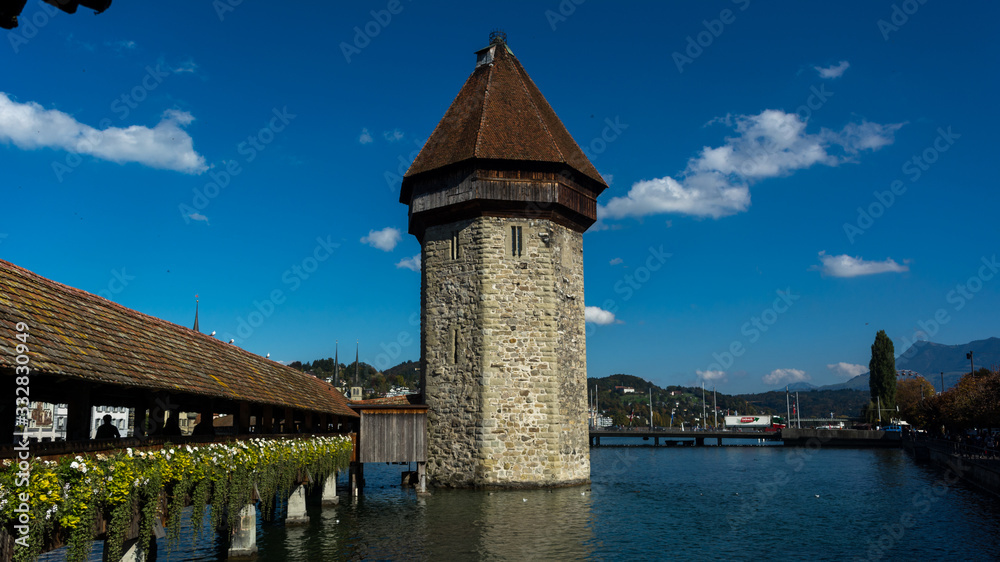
[818,374,869,392]
[896,337,1000,376]
[782,382,817,392]
[815,336,999,393]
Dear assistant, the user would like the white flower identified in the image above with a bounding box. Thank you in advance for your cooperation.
[70,461,79,470]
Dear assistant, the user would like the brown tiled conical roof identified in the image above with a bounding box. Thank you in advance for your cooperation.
[403,38,606,189]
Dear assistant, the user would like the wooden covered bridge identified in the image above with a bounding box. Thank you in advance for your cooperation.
[0,259,430,560]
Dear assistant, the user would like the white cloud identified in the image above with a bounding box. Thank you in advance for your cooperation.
[599,110,902,221]
[187,212,209,225]
[360,227,401,252]
[106,40,137,52]
[396,254,421,271]
[827,362,868,379]
[815,60,850,79]
[585,306,618,325]
[762,368,810,385]
[609,257,623,266]
[0,93,207,173]
[383,129,403,142]
[812,252,909,278]
[359,128,373,144]
[171,60,198,74]
[696,369,727,383]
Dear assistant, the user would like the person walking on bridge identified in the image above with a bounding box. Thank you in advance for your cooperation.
[95,414,120,439]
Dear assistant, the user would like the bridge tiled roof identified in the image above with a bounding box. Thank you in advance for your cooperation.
[401,38,607,200]
[0,259,357,418]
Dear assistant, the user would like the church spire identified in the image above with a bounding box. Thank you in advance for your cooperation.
[193,294,200,332]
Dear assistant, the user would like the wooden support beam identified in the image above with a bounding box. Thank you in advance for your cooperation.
[2,375,16,446]
[304,411,313,433]
[238,401,251,435]
[349,462,364,496]
[284,408,295,434]
[261,405,273,434]
[65,388,92,441]
[131,397,147,439]
[147,395,166,436]
[417,462,427,494]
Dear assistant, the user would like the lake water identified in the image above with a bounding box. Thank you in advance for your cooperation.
[47,445,1000,560]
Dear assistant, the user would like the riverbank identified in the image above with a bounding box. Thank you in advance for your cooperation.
[905,437,1000,496]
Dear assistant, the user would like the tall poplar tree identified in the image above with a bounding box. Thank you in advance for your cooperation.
[869,330,897,420]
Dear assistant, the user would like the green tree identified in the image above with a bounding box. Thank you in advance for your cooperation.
[868,330,897,421]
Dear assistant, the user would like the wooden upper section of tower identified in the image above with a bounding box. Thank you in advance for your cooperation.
[400,34,608,239]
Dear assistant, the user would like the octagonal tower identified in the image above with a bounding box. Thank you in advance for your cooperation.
[400,33,607,488]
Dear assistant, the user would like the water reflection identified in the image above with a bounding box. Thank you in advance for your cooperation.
[307,466,595,560]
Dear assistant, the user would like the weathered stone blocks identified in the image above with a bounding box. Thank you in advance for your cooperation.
[422,216,589,488]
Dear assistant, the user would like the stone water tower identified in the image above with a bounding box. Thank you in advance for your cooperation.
[400,32,607,488]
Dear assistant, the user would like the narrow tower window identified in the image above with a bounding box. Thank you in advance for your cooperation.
[451,327,459,364]
[451,230,460,260]
[510,226,523,257]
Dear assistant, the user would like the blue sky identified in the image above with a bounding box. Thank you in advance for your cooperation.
[2,1,997,393]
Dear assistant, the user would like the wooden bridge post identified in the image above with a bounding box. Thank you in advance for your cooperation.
[417,462,427,493]
[695,437,705,447]
[148,396,165,436]
[261,405,274,433]
[349,462,364,497]
[238,401,251,434]
[2,375,15,445]
[131,397,147,439]
[65,387,92,441]
[284,407,295,434]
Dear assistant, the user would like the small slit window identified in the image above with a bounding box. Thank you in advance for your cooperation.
[510,226,523,258]
[451,230,460,260]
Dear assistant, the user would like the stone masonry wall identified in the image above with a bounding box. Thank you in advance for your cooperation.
[422,216,590,487]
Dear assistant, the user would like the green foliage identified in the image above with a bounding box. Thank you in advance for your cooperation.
[288,357,421,398]
[738,389,869,419]
[869,330,897,412]
[0,436,353,562]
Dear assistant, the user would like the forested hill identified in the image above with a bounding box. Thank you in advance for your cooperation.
[287,357,419,396]
[735,389,869,420]
[589,375,769,428]
[588,374,868,427]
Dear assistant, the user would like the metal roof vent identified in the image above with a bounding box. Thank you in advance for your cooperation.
[476,30,506,68]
